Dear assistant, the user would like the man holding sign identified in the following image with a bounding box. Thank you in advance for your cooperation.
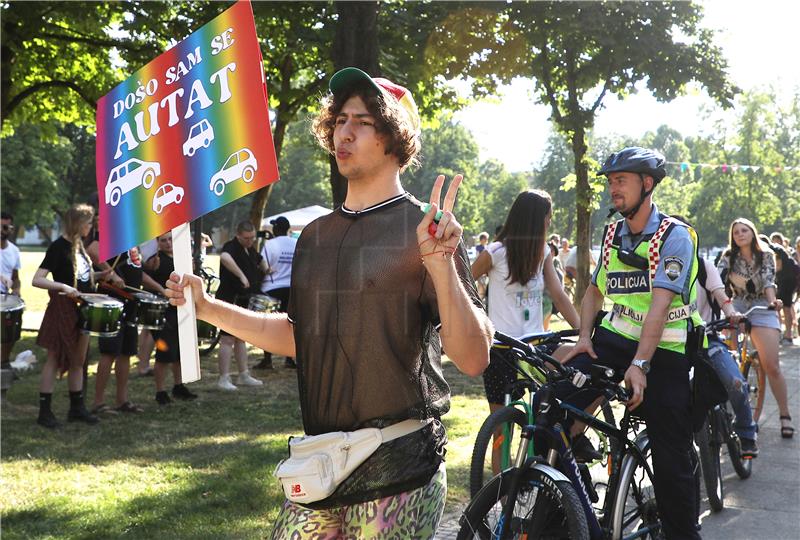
[166,68,492,537]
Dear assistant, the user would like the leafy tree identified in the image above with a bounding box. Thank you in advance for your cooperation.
[404,117,483,233]
[1,123,73,228]
[326,1,468,207]
[427,1,736,299]
[477,159,530,236]
[264,120,332,217]
[689,90,800,246]
[0,1,179,131]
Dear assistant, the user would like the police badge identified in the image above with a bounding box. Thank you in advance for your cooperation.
[663,256,684,281]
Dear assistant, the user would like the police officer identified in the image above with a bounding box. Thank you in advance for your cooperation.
[564,147,703,539]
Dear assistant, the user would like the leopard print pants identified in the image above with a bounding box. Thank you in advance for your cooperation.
[269,464,446,539]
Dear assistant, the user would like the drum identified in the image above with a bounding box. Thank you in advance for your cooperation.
[246,294,279,313]
[1,294,25,344]
[78,295,124,337]
[129,292,169,330]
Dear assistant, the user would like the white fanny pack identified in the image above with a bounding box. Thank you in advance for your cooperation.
[273,419,430,504]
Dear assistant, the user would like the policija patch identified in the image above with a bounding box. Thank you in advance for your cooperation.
[606,271,650,294]
[663,256,684,281]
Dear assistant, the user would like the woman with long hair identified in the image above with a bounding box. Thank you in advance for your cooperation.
[472,190,582,464]
[717,218,793,437]
[32,204,110,428]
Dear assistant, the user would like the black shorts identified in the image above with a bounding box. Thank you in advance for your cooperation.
[98,323,138,357]
[483,342,558,405]
[776,279,796,305]
[152,308,179,364]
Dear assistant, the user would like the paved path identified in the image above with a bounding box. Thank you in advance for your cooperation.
[437,340,800,539]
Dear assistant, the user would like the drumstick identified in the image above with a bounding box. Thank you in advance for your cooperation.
[110,253,123,271]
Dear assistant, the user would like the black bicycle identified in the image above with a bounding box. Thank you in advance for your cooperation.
[196,266,220,356]
[695,309,765,512]
[458,332,664,540]
[469,329,618,499]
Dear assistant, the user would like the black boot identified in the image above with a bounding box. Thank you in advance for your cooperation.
[37,393,60,429]
[172,383,197,400]
[67,391,99,425]
[255,352,274,370]
[284,357,297,369]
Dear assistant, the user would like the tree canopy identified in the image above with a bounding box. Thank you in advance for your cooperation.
[426,0,737,299]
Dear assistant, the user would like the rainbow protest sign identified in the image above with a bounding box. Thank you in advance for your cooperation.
[96,0,278,260]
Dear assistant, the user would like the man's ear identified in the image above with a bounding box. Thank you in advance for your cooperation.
[644,174,655,192]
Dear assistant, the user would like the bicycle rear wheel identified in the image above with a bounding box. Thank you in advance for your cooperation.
[696,412,724,511]
[470,406,527,498]
[458,466,589,540]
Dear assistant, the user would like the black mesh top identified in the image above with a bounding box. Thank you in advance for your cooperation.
[287,192,482,507]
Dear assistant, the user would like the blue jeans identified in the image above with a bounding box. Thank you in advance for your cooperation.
[707,335,757,441]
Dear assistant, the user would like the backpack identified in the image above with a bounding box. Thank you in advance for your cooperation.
[696,256,721,320]
[769,242,800,292]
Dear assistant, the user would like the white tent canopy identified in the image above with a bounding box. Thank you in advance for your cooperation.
[261,205,332,231]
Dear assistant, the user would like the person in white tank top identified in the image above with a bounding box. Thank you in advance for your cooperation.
[471,190,581,472]
[472,190,579,339]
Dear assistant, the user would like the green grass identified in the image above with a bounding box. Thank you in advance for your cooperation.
[3,247,571,537]
[1,335,501,538]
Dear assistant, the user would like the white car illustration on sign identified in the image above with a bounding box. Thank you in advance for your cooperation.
[152,183,184,214]
[106,158,160,207]
[182,119,215,157]
[209,149,258,196]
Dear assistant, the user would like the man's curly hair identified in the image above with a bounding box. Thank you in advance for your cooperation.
[312,81,421,171]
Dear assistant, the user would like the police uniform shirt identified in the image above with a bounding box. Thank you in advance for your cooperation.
[592,204,695,298]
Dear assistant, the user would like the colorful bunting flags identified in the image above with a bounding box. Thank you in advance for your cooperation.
[666,160,796,173]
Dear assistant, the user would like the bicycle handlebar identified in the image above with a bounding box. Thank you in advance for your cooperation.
[706,304,775,332]
[493,331,567,374]
[493,330,631,402]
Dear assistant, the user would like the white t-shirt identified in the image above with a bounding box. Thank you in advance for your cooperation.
[486,241,545,336]
[565,246,596,271]
[697,257,725,324]
[1,241,21,293]
[261,235,297,291]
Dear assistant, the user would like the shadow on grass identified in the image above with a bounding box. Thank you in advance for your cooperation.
[2,334,489,537]
[2,440,286,539]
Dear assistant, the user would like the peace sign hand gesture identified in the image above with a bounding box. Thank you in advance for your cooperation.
[417,174,464,270]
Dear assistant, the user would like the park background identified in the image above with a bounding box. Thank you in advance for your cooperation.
[1,0,799,537]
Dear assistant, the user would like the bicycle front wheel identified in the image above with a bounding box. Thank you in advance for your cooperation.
[470,406,528,498]
[742,352,766,422]
[458,465,589,540]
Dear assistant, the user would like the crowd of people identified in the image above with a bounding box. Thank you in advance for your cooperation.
[0,207,299,427]
[2,66,799,539]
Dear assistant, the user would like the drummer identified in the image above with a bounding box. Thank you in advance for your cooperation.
[32,204,112,428]
[1,211,22,369]
[92,245,162,415]
[215,221,268,391]
[143,231,198,405]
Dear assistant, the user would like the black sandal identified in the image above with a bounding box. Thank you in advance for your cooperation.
[116,401,144,413]
[780,415,794,439]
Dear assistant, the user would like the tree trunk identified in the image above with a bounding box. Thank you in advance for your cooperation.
[328,1,380,207]
[248,113,288,228]
[571,126,592,306]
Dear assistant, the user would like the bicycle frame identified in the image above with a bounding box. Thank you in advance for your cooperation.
[559,402,656,540]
